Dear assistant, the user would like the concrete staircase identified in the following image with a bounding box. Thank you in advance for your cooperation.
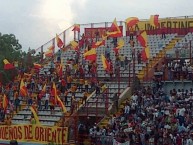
[137,36,182,81]
[98,97,131,128]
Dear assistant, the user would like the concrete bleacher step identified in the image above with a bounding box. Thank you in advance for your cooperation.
[137,35,182,80]
[98,96,131,128]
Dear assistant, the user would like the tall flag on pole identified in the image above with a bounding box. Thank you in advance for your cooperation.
[51,82,57,97]
[33,63,42,69]
[44,45,54,57]
[56,95,67,113]
[72,24,80,32]
[113,38,125,54]
[3,59,15,70]
[30,107,40,125]
[56,34,64,48]
[106,18,122,37]
[92,36,106,49]
[141,47,150,61]
[137,31,150,61]
[2,94,8,111]
[41,84,46,95]
[20,79,27,97]
[101,54,110,71]
[149,15,159,27]
[83,48,97,61]
[58,63,63,77]
[137,31,148,47]
[125,17,139,28]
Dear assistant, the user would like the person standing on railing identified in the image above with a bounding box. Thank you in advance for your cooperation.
[44,91,50,110]
[113,93,119,112]
[82,90,88,107]
[161,26,166,39]
[129,26,134,40]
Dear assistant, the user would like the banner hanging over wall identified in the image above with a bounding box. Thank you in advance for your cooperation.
[84,26,123,38]
[0,125,68,144]
[133,18,193,31]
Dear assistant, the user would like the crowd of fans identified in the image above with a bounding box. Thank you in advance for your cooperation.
[86,79,193,145]
[0,27,192,145]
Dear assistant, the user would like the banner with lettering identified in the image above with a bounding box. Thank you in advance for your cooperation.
[0,125,68,144]
[113,139,130,145]
[126,17,193,35]
[84,26,123,38]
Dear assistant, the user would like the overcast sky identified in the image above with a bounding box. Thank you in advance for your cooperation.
[0,0,192,51]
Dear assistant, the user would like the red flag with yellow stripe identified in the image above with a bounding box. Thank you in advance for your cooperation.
[56,95,67,113]
[56,34,64,48]
[137,31,148,47]
[30,107,40,125]
[149,15,159,27]
[72,24,80,32]
[125,17,139,28]
[3,59,15,70]
[2,94,8,111]
[107,18,122,37]
[83,48,97,61]
[101,54,110,71]
[20,79,27,97]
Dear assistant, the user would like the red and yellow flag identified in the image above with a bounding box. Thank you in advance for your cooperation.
[72,24,80,32]
[83,48,97,61]
[41,83,46,95]
[125,17,139,28]
[33,63,42,69]
[58,63,63,77]
[20,79,27,97]
[101,54,110,71]
[70,41,79,51]
[56,34,64,48]
[137,31,148,47]
[30,107,40,125]
[44,49,54,57]
[24,73,32,78]
[2,94,8,111]
[56,95,67,113]
[113,38,124,53]
[51,82,57,96]
[107,18,122,37]
[141,47,150,62]
[3,59,15,70]
[150,15,159,27]
[92,39,105,49]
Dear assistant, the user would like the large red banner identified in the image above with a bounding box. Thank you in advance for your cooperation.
[84,26,123,38]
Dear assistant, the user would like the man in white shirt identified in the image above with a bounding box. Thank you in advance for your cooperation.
[44,92,50,110]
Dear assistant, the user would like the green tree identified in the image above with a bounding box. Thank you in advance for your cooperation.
[0,33,22,84]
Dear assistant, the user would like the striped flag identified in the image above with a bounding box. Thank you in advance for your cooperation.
[33,63,42,69]
[72,24,80,32]
[149,15,159,27]
[30,107,40,125]
[56,95,67,113]
[3,59,15,70]
[101,54,110,71]
[70,41,79,51]
[83,48,97,61]
[137,31,148,47]
[2,94,8,111]
[125,17,139,28]
[141,47,150,62]
[56,34,64,48]
[107,18,122,37]
[20,79,27,97]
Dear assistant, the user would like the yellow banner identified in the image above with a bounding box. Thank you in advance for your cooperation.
[133,17,193,31]
[0,125,68,144]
